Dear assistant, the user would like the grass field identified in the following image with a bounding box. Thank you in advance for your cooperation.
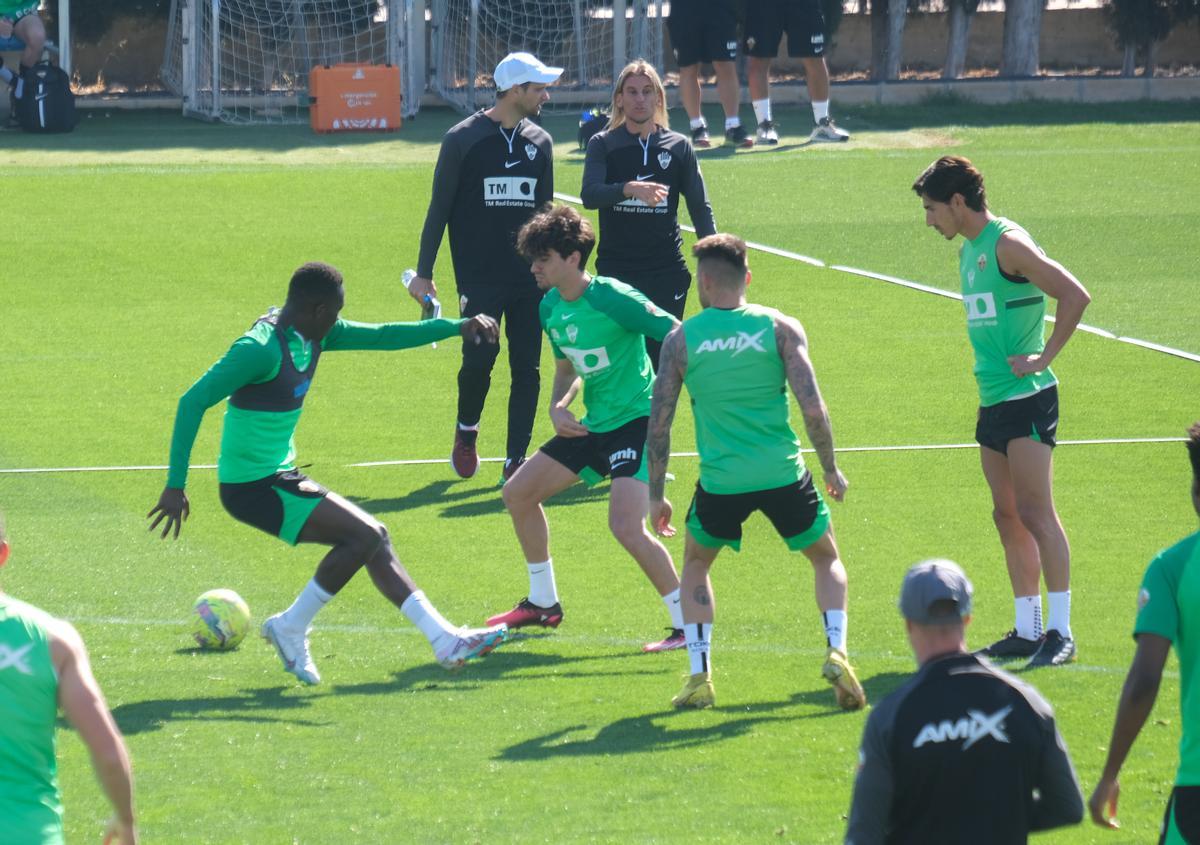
[1,98,1199,844]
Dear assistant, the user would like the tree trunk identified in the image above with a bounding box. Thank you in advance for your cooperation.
[870,0,889,80]
[943,3,973,79]
[1001,0,1044,77]
[885,0,908,79]
[1145,38,1159,77]
[1121,43,1136,77]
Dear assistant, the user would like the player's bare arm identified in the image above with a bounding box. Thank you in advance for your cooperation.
[776,314,847,502]
[549,358,587,437]
[52,621,138,844]
[1088,632,1172,829]
[647,325,686,532]
[996,232,1091,377]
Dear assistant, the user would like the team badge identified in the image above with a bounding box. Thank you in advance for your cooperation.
[657,151,672,170]
[746,36,756,51]
[525,143,537,161]
[1138,588,1150,610]
[566,325,578,343]
[977,254,987,271]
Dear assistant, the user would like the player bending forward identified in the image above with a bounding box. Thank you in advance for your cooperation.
[647,233,865,710]
[149,262,509,684]
[488,205,687,652]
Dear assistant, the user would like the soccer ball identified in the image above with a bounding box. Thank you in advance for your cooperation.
[191,589,251,650]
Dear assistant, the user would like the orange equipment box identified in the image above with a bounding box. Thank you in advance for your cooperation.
[309,64,402,133]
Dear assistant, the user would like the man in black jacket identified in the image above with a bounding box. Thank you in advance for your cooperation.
[846,559,1084,844]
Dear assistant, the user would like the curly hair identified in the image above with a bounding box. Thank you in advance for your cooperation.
[912,156,988,212]
[516,204,596,267]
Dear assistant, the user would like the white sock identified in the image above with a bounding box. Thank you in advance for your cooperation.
[401,590,459,650]
[279,579,333,632]
[686,622,712,675]
[812,100,830,123]
[1047,591,1072,638]
[823,609,847,653]
[752,98,772,125]
[662,588,684,629]
[689,116,706,130]
[527,560,559,608]
[724,115,741,131]
[1014,595,1043,640]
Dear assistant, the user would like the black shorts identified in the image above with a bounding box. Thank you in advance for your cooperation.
[1159,786,1200,845]
[744,0,828,58]
[668,0,739,67]
[219,470,328,546]
[975,385,1059,455]
[686,473,830,552]
[539,416,649,487]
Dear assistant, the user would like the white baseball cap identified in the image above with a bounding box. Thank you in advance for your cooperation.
[493,52,563,92]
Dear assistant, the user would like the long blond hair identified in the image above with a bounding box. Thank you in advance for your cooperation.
[606,60,669,132]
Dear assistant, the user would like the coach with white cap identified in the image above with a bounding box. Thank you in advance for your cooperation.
[410,51,563,484]
[845,559,1084,844]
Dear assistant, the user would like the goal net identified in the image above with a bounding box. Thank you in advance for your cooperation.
[161,0,417,124]
[430,0,666,115]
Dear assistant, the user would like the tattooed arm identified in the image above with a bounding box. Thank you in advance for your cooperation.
[647,324,687,534]
[775,314,847,502]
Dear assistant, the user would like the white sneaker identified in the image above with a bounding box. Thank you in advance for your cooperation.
[435,624,509,670]
[810,117,850,143]
[261,614,320,685]
[756,119,779,145]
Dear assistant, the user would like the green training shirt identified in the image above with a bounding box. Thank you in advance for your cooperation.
[1134,530,1200,786]
[682,304,805,494]
[0,595,63,845]
[540,277,677,433]
[167,314,466,487]
[959,217,1058,407]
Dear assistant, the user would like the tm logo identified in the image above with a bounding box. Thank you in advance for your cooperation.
[695,329,767,357]
[913,705,1012,751]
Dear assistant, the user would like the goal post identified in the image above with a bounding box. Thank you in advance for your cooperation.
[429,0,666,115]
[162,0,419,124]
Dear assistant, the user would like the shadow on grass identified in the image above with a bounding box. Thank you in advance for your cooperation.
[351,477,608,519]
[108,685,329,735]
[332,647,657,696]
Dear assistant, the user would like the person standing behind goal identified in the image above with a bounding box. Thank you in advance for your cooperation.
[409,52,562,484]
[582,60,716,370]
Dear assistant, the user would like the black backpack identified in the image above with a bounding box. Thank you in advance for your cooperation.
[14,61,76,133]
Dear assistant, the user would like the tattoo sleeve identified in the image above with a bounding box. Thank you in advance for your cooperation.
[647,326,687,501]
[776,316,838,475]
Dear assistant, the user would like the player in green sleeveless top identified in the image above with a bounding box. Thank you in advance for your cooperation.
[148,263,510,685]
[914,156,1091,669]
[0,517,137,845]
[487,205,689,653]
[1090,424,1200,841]
[646,233,865,711]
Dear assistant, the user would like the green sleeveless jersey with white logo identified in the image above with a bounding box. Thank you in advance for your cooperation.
[1135,531,1200,786]
[541,277,677,433]
[959,217,1057,407]
[0,595,64,845]
[683,304,804,494]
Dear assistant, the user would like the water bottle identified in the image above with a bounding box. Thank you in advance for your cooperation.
[402,268,441,347]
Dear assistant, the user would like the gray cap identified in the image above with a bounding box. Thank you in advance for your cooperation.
[899,559,973,624]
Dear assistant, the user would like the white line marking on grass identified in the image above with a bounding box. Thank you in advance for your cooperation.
[0,438,1183,475]
[553,193,1198,362]
[68,615,1175,678]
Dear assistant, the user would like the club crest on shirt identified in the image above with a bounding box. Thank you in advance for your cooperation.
[566,325,579,343]
[658,151,672,170]
[525,143,537,161]
[977,254,988,271]
[1138,588,1150,610]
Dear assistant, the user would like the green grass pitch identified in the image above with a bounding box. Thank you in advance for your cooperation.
[1,98,1198,843]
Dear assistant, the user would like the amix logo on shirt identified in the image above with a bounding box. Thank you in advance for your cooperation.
[913,705,1012,751]
[695,329,767,357]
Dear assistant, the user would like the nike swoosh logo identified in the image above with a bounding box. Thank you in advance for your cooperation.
[636,173,654,180]
[504,160,521,169]
[611,461,632,470]
[674,292,686,300]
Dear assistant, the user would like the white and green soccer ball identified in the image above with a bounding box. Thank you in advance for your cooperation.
[191,589,251,650]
